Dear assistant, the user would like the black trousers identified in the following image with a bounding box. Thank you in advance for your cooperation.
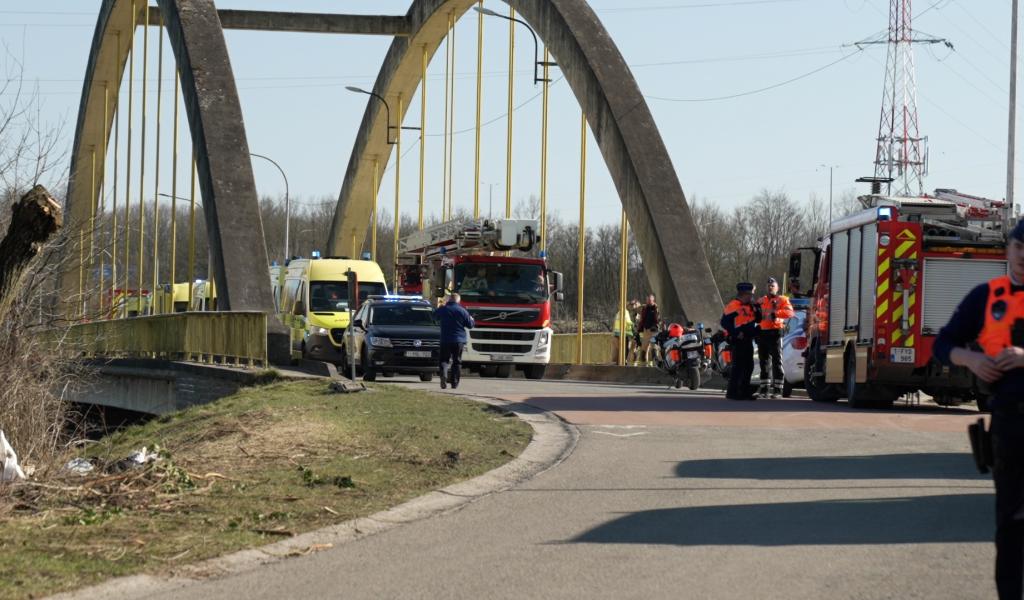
[757,329,785,388]
[727,338,754,399]
[440,342,465,384]
[992,415,1024,599]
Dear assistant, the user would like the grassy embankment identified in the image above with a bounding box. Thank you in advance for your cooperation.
[0,380,531,599]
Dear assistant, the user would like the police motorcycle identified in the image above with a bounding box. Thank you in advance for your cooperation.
[656,322,713,390]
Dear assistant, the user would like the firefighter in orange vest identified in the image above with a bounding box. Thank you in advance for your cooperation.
[934,220,1024,599]
[756,277,795,398]
[721,282,760,400]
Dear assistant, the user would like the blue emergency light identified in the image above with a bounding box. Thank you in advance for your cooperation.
[877,207,893,221]
[361,251,372,260]
[311,250,322,259]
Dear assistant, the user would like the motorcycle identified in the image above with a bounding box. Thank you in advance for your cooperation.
[657,322,713,390]
[710,330,732,379]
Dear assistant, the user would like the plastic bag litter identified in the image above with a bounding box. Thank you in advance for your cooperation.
[107,446,160,473]
[65,457,94,475]
[1,430,26,482]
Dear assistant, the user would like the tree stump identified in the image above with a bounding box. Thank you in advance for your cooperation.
[0,185,63,313]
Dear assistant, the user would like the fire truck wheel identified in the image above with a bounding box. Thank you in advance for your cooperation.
[480,365,498,378]
[782,380,793,398]
[496,364,512,378]
[845,351,896,409]
[524,365,546,380]
[805,343,839,403]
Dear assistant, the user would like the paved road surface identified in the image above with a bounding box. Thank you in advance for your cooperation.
[151,377,994,599]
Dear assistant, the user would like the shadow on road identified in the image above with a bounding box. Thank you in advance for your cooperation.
[570,494,992,546]
[673,453,987,481]
[523,393,978,416]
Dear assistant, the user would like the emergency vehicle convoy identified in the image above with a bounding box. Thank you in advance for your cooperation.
[398,219,564,380]
[791,187,1012,409]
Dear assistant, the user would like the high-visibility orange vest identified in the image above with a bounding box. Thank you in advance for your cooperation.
[757,294,794,330]
[979,275,1024,357]
[724,299,757,328]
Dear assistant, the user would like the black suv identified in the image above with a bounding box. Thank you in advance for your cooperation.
[341,296,440,382]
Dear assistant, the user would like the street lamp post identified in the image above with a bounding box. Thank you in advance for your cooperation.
[473,6,555,84]
[250,152,290,264]
[819,164,837,226]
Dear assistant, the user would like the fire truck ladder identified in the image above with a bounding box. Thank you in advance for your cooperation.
[400,218,539,258]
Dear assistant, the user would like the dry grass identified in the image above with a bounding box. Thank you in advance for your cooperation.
[0,380,531,599]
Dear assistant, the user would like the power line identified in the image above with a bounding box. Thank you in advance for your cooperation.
[644,48,863,103]
[597,0,804,12]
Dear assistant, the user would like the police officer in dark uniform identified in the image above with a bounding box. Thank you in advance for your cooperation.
[721,282,760,400]
[934,220,1024,599]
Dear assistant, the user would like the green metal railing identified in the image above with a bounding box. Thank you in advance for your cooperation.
[59,312,268,367]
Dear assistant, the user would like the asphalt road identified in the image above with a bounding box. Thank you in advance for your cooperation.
[149,377,995,600]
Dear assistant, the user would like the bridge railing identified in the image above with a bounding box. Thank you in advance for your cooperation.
[56,312,269,367]
[551,333,617,365]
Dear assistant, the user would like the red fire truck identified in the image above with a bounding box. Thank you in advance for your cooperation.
[398,219,564,380]
[790,189,1011,409]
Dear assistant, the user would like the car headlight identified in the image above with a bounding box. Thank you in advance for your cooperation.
[368,335,392,347]
[310,326,330,336]
[538,331,550,346]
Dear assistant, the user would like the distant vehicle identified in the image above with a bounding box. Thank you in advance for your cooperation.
[780,299,810,397]
[341,295,440,382]
[191,279,217,311]
[277,255,388,364]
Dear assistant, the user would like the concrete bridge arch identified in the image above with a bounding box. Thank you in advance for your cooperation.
[329,0,723,324]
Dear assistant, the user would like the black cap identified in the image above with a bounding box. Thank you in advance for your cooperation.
[1011,219,1024,243]
[736,282,755,293]
[767,277,778,284]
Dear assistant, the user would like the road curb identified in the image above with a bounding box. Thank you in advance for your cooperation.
[51,394,578,600]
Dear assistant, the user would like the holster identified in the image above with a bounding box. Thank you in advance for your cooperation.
[967,417,994,474]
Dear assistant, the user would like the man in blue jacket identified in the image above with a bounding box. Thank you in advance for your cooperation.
[435,293,475,389]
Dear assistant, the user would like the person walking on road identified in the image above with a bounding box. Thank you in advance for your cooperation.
[934,220,1024,600]
[435,293,475,390]
[721,282,759,400]
[638,294,661,367]
[756,277,795,398]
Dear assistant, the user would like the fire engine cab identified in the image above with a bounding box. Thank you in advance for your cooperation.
[398,219,564,380]
[790,187,1012,409]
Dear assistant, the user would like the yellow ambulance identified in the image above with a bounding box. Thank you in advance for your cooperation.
[278,254,387,362]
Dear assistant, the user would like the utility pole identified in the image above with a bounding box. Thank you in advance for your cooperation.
[1009,0,1019,213]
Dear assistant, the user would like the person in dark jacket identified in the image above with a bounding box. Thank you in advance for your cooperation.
[638,294,661,366]
[721,282,760,400]
[934,220,1024,599]
[435,293,475,389]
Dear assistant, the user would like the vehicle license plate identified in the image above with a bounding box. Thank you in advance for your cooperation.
[491,355,514,362]
[686,351,700,359]
[890,347,915,364]
[406,350,431,358]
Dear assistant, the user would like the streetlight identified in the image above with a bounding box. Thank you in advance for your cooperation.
[818,164,838,226]
[481,181,502,219]
[250,153,290,264]
[473,6,555,84]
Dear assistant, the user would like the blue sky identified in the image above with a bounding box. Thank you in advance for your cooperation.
[0,0,1017,225]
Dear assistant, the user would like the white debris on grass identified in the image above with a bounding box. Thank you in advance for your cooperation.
[0,430,26,482]
[64,457,94,475]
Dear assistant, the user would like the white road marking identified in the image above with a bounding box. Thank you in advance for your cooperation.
[592,431,649,438]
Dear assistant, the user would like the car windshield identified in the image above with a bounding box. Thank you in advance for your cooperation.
[309,281,387,312]
[369,304,437,326]
[454,263,547,304]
